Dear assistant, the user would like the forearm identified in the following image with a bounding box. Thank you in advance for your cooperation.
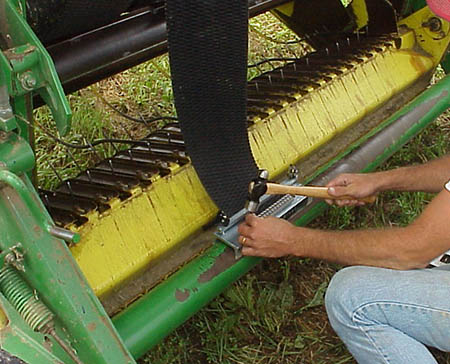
[290,226,427,270]
[373,155,450,193]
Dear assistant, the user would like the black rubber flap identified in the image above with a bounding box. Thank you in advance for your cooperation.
[166,0,259,218]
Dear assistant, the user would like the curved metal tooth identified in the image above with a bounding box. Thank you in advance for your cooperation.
[95,159,160,181]
[247,91,296,104]
[247,98,284,111]
[77,170,142,191]
[115,151,175,174]
[39,190,99,215]
[57,180,125,203]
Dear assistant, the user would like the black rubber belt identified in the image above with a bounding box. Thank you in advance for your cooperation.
[166,0,259,218]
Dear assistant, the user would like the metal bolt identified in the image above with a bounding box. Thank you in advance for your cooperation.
[423,17,442,32]
[20,72,37,91]
[288,165,299,179]
[0,86,13,121]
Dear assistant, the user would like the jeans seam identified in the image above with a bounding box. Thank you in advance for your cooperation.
[357,324,391,364]
[351,301,450,363]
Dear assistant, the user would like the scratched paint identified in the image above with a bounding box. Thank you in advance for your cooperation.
[174,289,190,302]
[197,249,236,284]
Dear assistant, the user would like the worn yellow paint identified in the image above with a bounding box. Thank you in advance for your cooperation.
[0,306,8,329]
[251,34,435,178]
[399,7,450,65]
[274,1,294,17]
[70,166,218,297]
[350,0,369,29]
[68,25,446,298]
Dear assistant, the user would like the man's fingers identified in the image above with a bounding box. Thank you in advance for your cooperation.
[244,213,261,226]
[237,223,250,236]
[326,174,350,188]
[242,246,261,257]
[239,235,253,246]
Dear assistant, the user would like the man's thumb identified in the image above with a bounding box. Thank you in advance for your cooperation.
[328,186,348,197]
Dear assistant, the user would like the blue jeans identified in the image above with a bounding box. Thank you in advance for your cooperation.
[325,265,450,363]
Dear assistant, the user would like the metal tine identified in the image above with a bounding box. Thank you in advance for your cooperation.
[48,163,77,205]
[144,140,158,163]
[42,192,52,209]
[86,169,94,183]
[48,162,65,186]
[67,149,84,174]
[65,181,75,199]
[127,149,135,162]
[108,159,116,175]
[84,138,102,161]
[254,81,260,93]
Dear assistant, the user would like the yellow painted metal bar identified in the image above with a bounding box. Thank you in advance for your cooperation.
[70,166,218,297]
[399,7,450,65]
[250,37,435,178]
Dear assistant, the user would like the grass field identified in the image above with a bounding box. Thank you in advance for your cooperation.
[33,10,450,364]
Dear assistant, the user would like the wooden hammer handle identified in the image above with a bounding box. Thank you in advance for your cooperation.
[266,183,376,203]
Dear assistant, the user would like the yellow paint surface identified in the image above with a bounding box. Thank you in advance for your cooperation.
[70,166,218,297]
[251,35,435,179]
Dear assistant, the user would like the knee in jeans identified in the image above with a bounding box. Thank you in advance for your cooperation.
[325,266,373,321]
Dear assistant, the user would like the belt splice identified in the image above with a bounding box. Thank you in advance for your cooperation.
[166,0,259,218]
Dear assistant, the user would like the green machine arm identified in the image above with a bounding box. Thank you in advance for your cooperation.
[0,0,71,137]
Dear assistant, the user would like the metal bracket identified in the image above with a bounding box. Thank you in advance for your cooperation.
[0,0,71,137]
[215,175,309,259]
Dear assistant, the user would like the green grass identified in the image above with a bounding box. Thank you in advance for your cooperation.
[31,10,450,364]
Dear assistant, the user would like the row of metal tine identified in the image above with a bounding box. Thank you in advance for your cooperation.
[247,33,395,121]
[39,123,188,227]
[41,32,395,228]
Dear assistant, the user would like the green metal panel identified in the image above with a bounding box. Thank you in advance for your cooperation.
[0,131,33,173]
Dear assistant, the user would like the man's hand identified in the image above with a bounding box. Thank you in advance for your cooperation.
[326,173,379,207]
[238,214,298,257]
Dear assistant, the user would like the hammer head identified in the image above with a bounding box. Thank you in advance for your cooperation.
[246,169,269,213]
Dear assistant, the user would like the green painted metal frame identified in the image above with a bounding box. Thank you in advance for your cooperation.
[113,74,450,359]
[0,169,136,363]
[0,0,71,137]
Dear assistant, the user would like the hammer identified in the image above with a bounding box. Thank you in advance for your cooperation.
[246,170,376,213]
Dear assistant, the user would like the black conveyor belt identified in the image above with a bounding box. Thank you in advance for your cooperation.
[166,0,258,218]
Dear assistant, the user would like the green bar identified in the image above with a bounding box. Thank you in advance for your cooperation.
[113,243,261,358]
[0,172,135,364]
[0,132,34,174]
[113,75,450,359]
